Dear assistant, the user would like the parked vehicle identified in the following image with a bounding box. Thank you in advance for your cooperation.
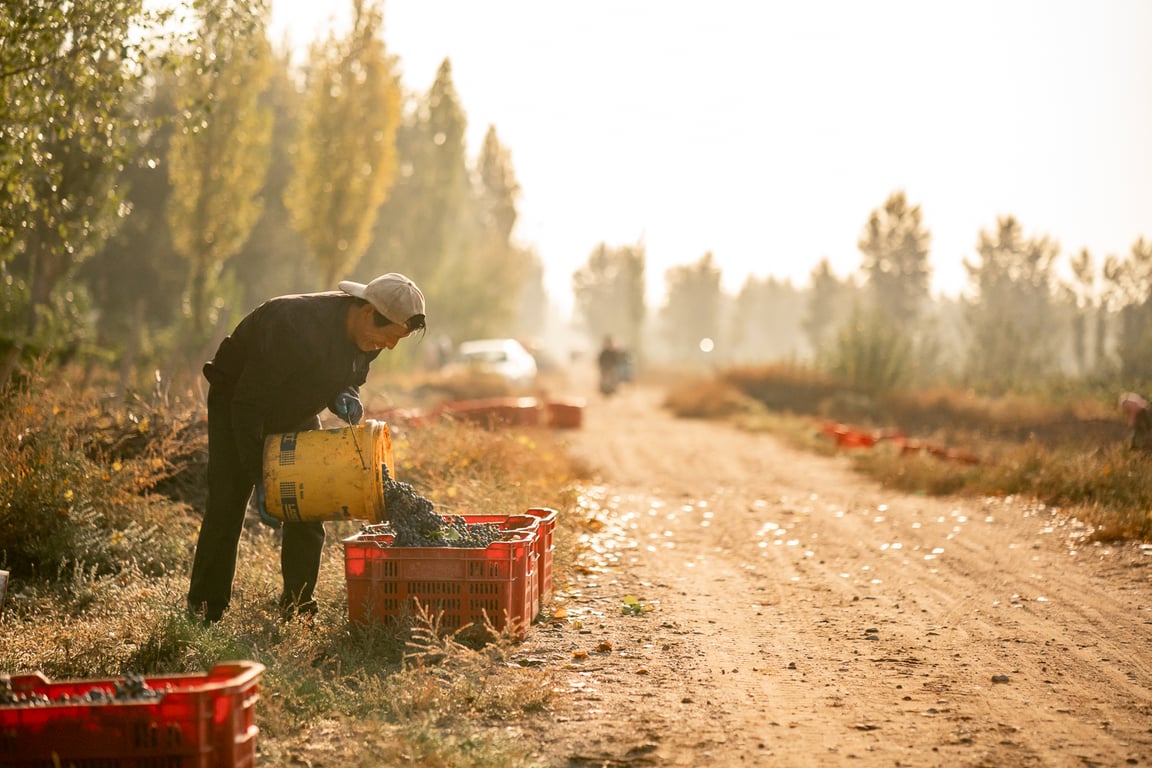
[452,338,539,390]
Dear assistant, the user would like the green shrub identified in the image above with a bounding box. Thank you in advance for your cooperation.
[0,373,199,581]
[823,306,913,394]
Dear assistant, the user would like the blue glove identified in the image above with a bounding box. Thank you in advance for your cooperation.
[253,484,281,530]
[333,391,363,424]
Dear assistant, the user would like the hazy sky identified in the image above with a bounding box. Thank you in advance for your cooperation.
[270,0,1152,310]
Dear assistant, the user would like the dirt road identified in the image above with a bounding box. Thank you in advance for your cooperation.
[513,381,1152,768]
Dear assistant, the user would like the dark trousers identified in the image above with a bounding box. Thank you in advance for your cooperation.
[187,388,325,619]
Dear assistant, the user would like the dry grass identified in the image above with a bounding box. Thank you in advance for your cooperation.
[395,418,584,515]
[661,376,768,421]
[666,371,1152,541]
[0,366,592,765]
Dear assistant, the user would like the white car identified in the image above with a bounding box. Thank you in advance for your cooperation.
[453,338,538,389]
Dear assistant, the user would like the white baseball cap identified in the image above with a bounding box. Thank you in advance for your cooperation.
[339,273,426,328]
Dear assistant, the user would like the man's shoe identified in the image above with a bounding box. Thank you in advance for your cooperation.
[278,595,318,622]
[186,601,223,625]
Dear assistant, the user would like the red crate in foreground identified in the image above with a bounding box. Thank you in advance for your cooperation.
[343,514,546,635]
[0,661,264,768]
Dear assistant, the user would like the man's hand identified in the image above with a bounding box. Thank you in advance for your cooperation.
[333,391,364,425]
[253,484,281,530]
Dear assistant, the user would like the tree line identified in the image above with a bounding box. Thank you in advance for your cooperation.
[574,191,1152,396]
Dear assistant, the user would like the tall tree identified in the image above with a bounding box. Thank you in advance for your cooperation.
[962,216,1062,391]
[477,126,519,244]
[854,192,940,389]
[515,249,548,340]
[284,0,400,290]
[858,190,932,323]
[729,275,807,363]
[167,0,273,342]
[446,125,534,338]
[802,258,856,355]
[363,58,472,345]
[231,46,318,306]
[1065,248,1098,377]
[660,252,722,363]
[0,0,174,381]
[572,242,646,354]
[1102,237,1152,383]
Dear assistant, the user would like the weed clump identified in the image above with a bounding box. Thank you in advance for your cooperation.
[0,377,198,583]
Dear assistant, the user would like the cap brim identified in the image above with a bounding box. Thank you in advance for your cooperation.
[338,280,368,298]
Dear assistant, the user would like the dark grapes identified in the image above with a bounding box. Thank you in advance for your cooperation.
[378,472,499,548]
[0,673,160,707]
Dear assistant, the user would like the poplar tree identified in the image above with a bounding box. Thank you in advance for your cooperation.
[962,216,1061,391]
[232,47,316,306]
[401,59,471,328]
[858,190,931,323]
[516,250,548,339]
[477,126,519,243]
[468,126,535,336]
[1102,237,1152,383]
[573,242,646,354]
[730,275,806,363]
[1066,248,1098,376]
[661,252,722,363]
[284,0,400,289]
[802,258,856,355]
[167,0,273,341]
[853,191,937,389]
[364,58,477,342]
[393,123,534,342]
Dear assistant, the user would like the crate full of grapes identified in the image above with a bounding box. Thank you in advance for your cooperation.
[0,661,264,768]
[342,511,550,636]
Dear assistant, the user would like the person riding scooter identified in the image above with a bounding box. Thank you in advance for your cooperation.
[598,335,622,396]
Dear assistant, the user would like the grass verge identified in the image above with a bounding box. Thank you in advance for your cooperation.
[0,368,591,765]
[663,372,1152,541]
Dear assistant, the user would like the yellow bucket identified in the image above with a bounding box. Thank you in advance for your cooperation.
[262,419,395,523]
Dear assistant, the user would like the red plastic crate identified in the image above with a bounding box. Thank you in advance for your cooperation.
[523,508,558,605]
[0,661,264,768]
[438,397,544,429]
[432,509,557,613]
[343,514,542,635]
[544,399,584,429]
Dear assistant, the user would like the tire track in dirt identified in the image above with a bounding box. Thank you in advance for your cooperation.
[519,383,1152,767]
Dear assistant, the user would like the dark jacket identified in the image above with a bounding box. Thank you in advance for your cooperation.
[203,292,380,484]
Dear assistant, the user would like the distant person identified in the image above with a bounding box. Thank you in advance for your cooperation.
[598,335,622,396]
[617,348,635,383]
[187,273,426,623]
[1120,392,1151,452]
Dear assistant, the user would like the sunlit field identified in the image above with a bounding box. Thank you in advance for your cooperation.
[663,365,1152,542]
[0,367,591,765]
